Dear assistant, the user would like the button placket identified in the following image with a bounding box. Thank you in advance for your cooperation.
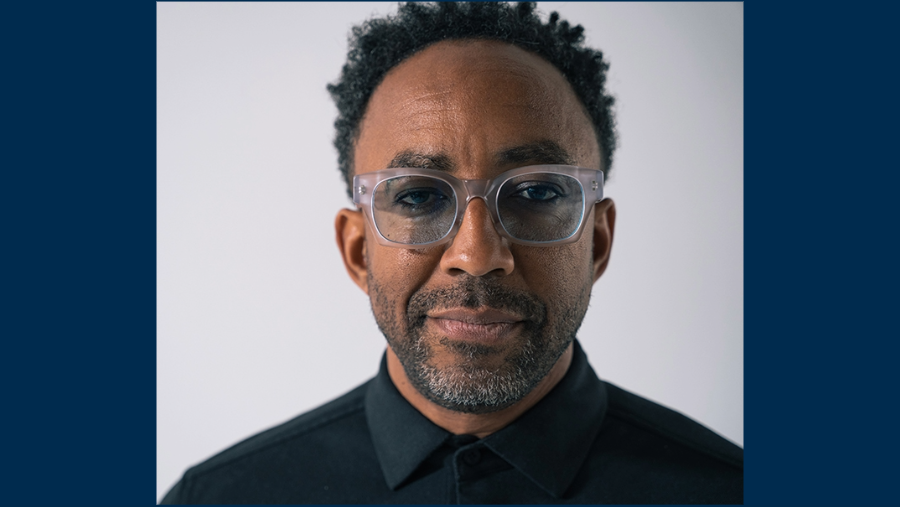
[461,447,482,466]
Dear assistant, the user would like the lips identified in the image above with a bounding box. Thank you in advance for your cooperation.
[426,307,524,343]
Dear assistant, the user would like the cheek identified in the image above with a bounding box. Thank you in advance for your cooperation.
[513,239,594,306]
[367,244,443,310]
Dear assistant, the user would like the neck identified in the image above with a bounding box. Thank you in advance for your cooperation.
[386,343,574,438]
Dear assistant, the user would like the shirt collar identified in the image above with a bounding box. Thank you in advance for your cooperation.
[481,340,608,497]
[365,354,450,490]
[365,340,608,497]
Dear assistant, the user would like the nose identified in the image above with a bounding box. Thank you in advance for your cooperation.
[440,198,515,277]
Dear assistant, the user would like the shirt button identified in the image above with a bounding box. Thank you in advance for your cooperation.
[462,448,482,465]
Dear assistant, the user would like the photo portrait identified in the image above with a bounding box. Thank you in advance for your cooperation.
[157,2,743,502]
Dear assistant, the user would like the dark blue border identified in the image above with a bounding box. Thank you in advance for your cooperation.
[6,0,156,505]
[746,0,894,505]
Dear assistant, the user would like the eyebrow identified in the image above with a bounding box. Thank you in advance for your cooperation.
[385,140,574,172]
[387,152,454,171]
[497,140,575,166]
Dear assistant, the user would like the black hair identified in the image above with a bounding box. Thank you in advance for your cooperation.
[327,2,617,199]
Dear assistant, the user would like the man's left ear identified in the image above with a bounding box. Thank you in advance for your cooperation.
[591,198,616,283]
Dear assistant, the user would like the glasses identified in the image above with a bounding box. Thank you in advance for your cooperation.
[353,165,605,248]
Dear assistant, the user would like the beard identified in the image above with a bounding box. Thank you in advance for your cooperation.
[369,274,589,414]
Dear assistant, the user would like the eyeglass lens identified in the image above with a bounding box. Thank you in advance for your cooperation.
[371,173,585,245]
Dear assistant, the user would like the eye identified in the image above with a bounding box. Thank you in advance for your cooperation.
[512,183,564,202]
[396,188,447,206]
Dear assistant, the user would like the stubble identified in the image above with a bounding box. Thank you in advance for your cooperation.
[369,274,590,414]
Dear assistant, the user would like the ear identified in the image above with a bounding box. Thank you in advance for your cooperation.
[591,198,616,283]
[335,208,369,294]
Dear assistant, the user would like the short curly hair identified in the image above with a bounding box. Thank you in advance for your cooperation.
[327,2,617,199]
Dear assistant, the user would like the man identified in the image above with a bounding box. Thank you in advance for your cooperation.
[162,2,742,504]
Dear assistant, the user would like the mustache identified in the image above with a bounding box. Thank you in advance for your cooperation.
[406,277,546,330]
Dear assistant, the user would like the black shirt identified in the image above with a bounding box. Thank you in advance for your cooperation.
[161,341,742,504]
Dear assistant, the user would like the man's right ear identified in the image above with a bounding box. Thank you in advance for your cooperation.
[335,208,369,294]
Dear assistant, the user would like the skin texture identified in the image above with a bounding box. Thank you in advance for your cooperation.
[336,40,616,438]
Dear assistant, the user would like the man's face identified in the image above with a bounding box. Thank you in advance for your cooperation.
[342,40,613,414]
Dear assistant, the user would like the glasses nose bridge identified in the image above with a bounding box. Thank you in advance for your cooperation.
[459,178,496,221]
[456,177,503,237]
[461,178,491,205]
[454,177,505,244]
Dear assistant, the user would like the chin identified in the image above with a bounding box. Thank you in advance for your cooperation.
[401,335,544,414]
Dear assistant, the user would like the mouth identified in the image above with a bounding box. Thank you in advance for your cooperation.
[426,307,525,343]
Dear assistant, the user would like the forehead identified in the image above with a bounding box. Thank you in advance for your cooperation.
[354,40,600,177]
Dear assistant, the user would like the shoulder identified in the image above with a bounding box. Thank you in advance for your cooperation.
[568,381,743,504]
[161,381,377,504]
[197,381,369,471]
[602,381,743,468]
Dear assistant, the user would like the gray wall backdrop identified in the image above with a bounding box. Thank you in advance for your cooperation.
[158,2,743,501]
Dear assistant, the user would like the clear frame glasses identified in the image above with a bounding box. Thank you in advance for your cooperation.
[353,165,605,248]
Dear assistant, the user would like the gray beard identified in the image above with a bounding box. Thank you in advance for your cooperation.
[369,276,585,414]
[411,335,542,412]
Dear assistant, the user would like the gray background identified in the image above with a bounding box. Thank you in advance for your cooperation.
[157,2,743,501]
